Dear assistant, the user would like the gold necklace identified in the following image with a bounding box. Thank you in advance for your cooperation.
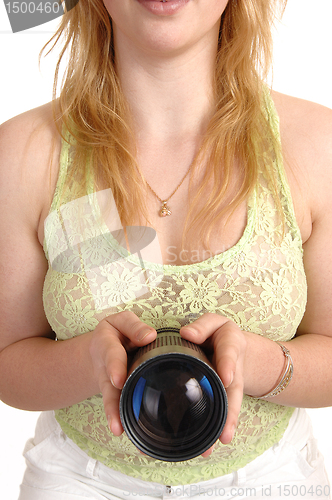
[145,162,193,217]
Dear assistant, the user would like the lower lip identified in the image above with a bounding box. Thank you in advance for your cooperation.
[136,0,190,16]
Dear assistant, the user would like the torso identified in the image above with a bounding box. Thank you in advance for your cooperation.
[35,91,324,263]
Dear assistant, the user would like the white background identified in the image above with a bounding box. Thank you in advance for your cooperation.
[1,0,332,498]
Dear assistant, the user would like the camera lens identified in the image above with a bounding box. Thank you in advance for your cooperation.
[120,328,228,461]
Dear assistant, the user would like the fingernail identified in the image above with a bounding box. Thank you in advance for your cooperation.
[182,326,197,336]
[221,425,235,444]
[136,328,154,341]
[110,375,122,390]
[107,415,112,431]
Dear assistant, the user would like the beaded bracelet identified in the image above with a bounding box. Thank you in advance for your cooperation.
[257,342,294,399]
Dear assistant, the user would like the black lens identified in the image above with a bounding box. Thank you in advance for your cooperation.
[120,351,227,461]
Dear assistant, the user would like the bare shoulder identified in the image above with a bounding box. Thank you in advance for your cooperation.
[271,91,332,182]
[271,90,332,235]
[0,101,62,229]
[0,100,61,163]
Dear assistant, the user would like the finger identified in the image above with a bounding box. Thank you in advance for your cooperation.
[92,327,129,390]
[179,313,231,345]
[213,327,246,441]
[213,336,242,389]
[212,323,247,388]
[201,442,216,458]
[104,311,157,348]
[100,373,123,436]
[104,332,131,389]
[219,375,244,445]
[91,312,157,390]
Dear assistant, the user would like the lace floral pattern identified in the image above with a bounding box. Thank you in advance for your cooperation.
[42,97,306,485]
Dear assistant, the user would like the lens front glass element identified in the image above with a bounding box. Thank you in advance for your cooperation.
[121,354,227,461]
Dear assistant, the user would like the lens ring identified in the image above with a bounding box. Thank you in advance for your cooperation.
[120,353,227,462]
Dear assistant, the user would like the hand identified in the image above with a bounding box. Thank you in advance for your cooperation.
[89,311,157,436]
[180,313,247,445]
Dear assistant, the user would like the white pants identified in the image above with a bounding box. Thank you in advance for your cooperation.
[19,409,331,499]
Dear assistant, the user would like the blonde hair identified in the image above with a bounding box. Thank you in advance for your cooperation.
[43,0,287,245]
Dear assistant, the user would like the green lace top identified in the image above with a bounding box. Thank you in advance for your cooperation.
[42,95,306,485]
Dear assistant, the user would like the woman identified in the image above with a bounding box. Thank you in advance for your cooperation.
[0,0,331,498]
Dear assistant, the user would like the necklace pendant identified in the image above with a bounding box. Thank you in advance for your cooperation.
[159,201,172,217]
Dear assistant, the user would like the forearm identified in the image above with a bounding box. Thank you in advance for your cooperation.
[244,332,332,408]
[0,333,99,411]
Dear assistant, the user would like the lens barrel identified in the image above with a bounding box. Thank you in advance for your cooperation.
[119,327,228,462]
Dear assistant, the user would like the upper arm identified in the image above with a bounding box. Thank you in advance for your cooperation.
[273,91,332,337]
[0,104,61,351]
[297,106,332,336]
[298,169,332,336]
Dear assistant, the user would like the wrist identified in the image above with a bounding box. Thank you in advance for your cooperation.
[250,342,293,399]
[242,332,288,398]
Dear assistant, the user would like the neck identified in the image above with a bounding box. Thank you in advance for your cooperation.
[114,31,218,143]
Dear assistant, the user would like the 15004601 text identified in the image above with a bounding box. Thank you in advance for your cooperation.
[276,485,330,497]
[4,1,61,14]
